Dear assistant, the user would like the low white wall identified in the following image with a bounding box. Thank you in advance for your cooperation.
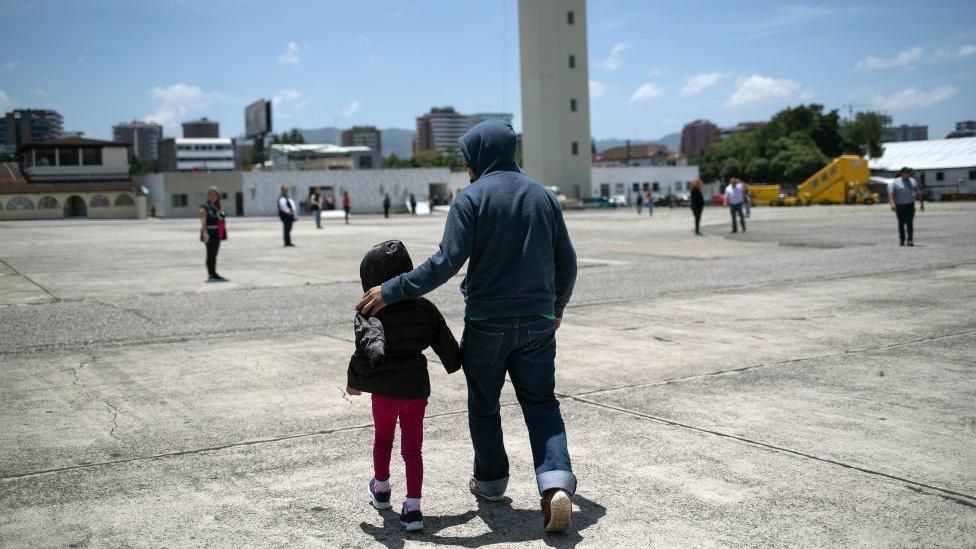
[243,168,452,216]
[592,166,701,197]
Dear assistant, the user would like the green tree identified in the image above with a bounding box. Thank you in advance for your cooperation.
[841,111,885,158]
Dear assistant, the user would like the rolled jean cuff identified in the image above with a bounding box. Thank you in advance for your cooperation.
[537,469,577,495]
[473,475,509,497]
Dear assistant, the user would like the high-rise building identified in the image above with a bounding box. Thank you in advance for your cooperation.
[113,120,163,160]
[882,124,928,143]
[341,125,381,151]
[158,138,234,172]
[182,117,219,138]
[721,121,766,140]
[519,0,591,198]
[946,120,976,139]
[680,119,721,157]
[1,109,64,156]
[414,107,513,154]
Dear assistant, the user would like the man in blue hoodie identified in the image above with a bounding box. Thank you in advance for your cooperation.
[358,119,578,533]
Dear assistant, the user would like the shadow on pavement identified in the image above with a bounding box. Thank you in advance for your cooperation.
[359,494,606,548]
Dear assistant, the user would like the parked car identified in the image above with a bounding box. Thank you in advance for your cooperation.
[610,194,628,206]
[673,192,691,206]
[712,194,726,206]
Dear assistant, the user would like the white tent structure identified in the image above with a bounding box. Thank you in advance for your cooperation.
[869,137,976,199]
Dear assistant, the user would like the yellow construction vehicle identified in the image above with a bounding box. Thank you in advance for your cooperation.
[747,184,782,206]
[793,155,878,205]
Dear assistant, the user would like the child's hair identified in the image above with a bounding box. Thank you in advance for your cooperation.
[360,240,414,292]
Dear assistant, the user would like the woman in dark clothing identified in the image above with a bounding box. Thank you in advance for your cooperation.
[690,179,705,236]
[199,186,228,282]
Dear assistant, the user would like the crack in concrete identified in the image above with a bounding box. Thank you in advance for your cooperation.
[568,328,976,398]
[67,354,96,389]
[92,300,154,324]
[0,257,60,302]
[0,403,524,482]
[560,392,976,506]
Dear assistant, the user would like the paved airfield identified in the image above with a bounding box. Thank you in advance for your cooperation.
[2,203,975,547]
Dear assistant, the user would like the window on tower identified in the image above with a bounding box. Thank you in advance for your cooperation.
[571,142,579,156]
[567,11,574,24]
[570,98,577,112]
[568,54,575,68]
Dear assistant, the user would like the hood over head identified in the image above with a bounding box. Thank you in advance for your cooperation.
[360,240,414,291]
[458,119,519,181]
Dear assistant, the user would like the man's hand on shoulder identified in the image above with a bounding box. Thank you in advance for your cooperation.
[357,285,388,316]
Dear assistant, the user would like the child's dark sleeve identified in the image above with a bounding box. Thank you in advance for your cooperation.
[426,303,461,374]
[347,354,368,393]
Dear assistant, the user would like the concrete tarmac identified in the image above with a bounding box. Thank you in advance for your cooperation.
[1,203,975,547]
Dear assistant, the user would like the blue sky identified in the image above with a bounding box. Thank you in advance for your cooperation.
[1,0,974,142]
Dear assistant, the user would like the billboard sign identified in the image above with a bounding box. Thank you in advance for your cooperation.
[245,99,272,138]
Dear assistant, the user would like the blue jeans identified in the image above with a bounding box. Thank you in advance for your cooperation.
[314,209,321,228]
[730,203,745,232]
[462,316,576,496]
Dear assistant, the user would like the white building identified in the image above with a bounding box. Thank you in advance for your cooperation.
[243,168,451,216]
[266,143,378,171]
[519,0,591,199]
[592,166,703,200]
[158,137,234,172]
[869,136,976,199]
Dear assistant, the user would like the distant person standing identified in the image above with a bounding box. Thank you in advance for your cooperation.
[645,189,654,220]
[889,167,923,246]
[742,182,751,218]
[383,194,391,218]
[725,178,746,233]
[278,185,297,247]
[342,191,351,224]
[690,180,705,236]
[409,193,418,216]
[635,189,644,214]
[309,187,322,229]
[199,186,228,282]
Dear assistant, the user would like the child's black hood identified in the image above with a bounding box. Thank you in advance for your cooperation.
[360,240,414,291]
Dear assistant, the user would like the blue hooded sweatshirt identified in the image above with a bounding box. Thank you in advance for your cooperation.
[380,119,578,319]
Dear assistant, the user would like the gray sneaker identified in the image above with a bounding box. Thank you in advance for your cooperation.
[468,478,506,502]
[542,489,572,533]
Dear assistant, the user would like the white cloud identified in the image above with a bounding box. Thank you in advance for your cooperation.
[936,44,976,59]
[145,83,206,128]
[750,5,835,38]
[77,45,91,65]
[725,74,800,107]
[589,80,607,99]
[629,82,663,103]
[32,87,47,98]
[340,101,360,117]
[272,88,308,112]
[277,41,301,65]
[3,60,16,70]
[597,42,630,71]
[647,68,664,77]
[681,72,727,96]
[872,85,957,110]
[856,46,922,70]
[0,90,11,110]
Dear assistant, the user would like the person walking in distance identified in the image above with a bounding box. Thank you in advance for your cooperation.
[199,186,228,282]
[635,188,644,214]
[309,187,322,229]
[645,188,654,220]
[889,167,923,246]
[690,180,705,236]
[409,193,418,216]
[725,178,746,233]
[342,191,351,225]
[278,185,297,247]
[357,120,579,534]
[383,194,391,219]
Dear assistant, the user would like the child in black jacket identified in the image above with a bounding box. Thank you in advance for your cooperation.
[346,240,461,532]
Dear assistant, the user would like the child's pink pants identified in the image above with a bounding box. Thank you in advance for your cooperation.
[371,394,427,499]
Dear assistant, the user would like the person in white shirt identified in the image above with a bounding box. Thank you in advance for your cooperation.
[277,185,297,247]
[888,167,924,246]
[724,178,746,233]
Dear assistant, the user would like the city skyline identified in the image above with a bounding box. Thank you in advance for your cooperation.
[1,0,974,142]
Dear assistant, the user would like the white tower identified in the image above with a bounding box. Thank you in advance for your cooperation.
[519,0,592,198]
